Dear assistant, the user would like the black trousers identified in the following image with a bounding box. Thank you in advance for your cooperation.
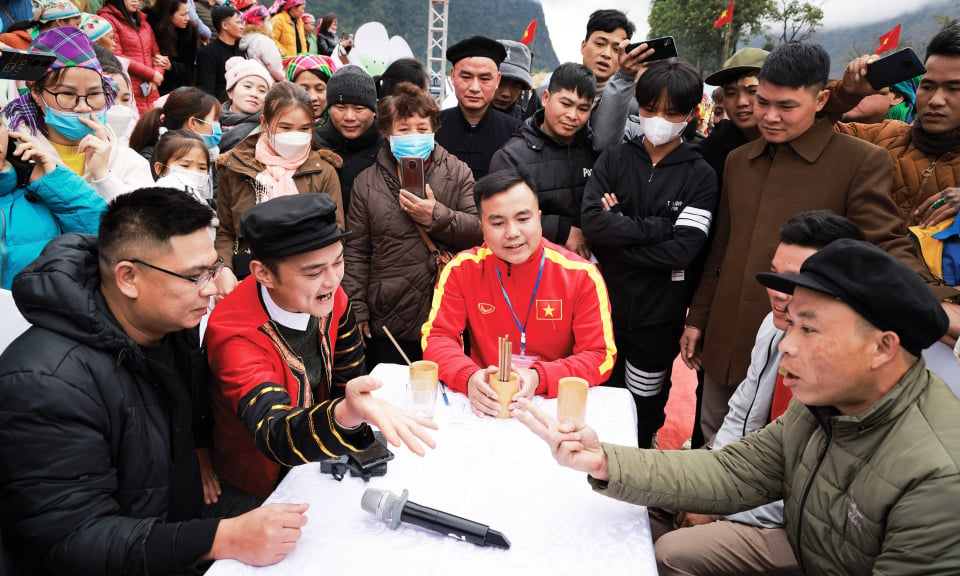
[605,320,685,448]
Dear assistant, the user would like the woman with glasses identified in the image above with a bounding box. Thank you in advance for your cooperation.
[215,81,343,294]
[2,26,154,202]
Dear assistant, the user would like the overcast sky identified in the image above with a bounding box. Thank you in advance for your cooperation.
[541,0,950,63]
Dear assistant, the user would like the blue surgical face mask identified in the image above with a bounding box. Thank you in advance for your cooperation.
[44,106,109,141]
[390,133,434,161]
[197,119,222,149]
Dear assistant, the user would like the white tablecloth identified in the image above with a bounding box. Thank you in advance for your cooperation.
[208,364,656,576]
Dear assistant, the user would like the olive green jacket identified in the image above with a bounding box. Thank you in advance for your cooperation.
[595,360,960,575]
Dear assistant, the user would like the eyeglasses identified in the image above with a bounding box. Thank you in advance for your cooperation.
[43,88,107,111]
[129,256,225,289]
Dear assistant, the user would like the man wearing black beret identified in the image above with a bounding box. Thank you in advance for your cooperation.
[206,193,437,509]
[436,35,521,180]
[517,238,960,575]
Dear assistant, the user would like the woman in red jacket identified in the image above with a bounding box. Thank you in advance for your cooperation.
[98,0,165,113]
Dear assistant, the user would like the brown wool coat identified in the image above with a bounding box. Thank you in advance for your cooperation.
[214,133,344,266]
[342,144,482,342]
[687,118,953,388]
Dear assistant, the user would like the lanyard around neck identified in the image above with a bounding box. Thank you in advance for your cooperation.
[494,249,545,355]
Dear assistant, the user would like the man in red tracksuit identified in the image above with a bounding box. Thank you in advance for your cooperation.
[422,169,617,417]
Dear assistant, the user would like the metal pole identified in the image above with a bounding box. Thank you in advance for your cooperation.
[426,0,449,106]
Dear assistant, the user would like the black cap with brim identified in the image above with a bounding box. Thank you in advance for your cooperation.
[447,35,507,66]
[756,239,948,357]
[241,193,351,260]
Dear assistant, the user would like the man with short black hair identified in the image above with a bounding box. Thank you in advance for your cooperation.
[422,169,616,417]
[680,42,955,446]
[197,4,244,98]
[0,188,311,574]
[436,35,520,180]
[519,237,960,576]
[490,62,597,259]
[583,59,717,448]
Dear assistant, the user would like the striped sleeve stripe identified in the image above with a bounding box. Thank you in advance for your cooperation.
[675,206,712,235]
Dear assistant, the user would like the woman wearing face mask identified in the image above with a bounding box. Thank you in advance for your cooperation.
[148,0,201,94]
[284,54,335,126]
[129,86,221,163]
[580,58,718,449]
[2,27,154,202]
[215,81,343,293]
[238,5,285,84]
[92,45,140,148]
[0,115,105,289]
[220,57,273,153]
[342,82,482,366]
[98,0,165,113]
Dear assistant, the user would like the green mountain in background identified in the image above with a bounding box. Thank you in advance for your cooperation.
[308,0,561,72]
[741,0,956,79]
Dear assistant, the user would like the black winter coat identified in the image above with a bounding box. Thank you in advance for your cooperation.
[0,234,215,575]
[489,110,597,245]
[315,120,383,217]
[582,139,718,329]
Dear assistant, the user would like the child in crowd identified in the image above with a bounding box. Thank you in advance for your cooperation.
[151,129,218,235]
[221,57,273,152]
[129,86,222,164]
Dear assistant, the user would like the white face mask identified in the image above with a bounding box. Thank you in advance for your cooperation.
[105,105,134,137]
[167,165,212,198]
[637,112,692,147]
[269,130,312,160]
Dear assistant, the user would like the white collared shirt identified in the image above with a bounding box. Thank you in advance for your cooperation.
[260,284,311,331]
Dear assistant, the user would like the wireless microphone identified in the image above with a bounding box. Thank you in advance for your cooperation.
[360,488,511,549]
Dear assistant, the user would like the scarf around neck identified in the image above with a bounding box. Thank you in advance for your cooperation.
[912,118,960,158]
[253,132,310,202]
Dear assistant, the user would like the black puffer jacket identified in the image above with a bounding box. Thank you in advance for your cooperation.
[489,110,597,245]
[0,234,215,575]
[314,120,383,217]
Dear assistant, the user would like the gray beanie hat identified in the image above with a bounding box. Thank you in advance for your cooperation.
[498,40,533,89]
[325,65,377,112]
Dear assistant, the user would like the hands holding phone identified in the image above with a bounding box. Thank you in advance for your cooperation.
[398,183,436,226]
[7,131,57,183]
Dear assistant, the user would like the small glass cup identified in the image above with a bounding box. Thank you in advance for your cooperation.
[406,378,438,420]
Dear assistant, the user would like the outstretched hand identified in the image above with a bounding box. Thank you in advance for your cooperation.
[336,376,438,456]
[512,397,609,480]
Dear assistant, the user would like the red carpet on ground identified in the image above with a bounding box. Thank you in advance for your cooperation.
[659,356,698,450]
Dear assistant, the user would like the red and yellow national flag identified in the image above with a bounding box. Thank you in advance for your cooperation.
[713,0,734,29]
[873,24,901,55]
[521,18,537,45]
[536,299,562,321]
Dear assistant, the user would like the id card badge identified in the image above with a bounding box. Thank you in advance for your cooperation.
[511,353,539,369]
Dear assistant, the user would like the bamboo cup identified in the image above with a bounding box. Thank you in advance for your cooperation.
[557,377,588,422]
[488,372,520,419]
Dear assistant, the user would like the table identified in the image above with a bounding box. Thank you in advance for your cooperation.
[208,364,657,576]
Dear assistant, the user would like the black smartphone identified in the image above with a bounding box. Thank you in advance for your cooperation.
[865,48,925,91]
[6,139,35,188]
[626,36,678,62]
[399,156,426,199]
[0,48,56,81]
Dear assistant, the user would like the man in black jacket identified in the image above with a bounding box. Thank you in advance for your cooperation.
[197,5,244,99]
[436,35,520,180]
[582,60,718,448]
[315,65,383,217]
[0,189,307,574]
[490,62,597,259]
